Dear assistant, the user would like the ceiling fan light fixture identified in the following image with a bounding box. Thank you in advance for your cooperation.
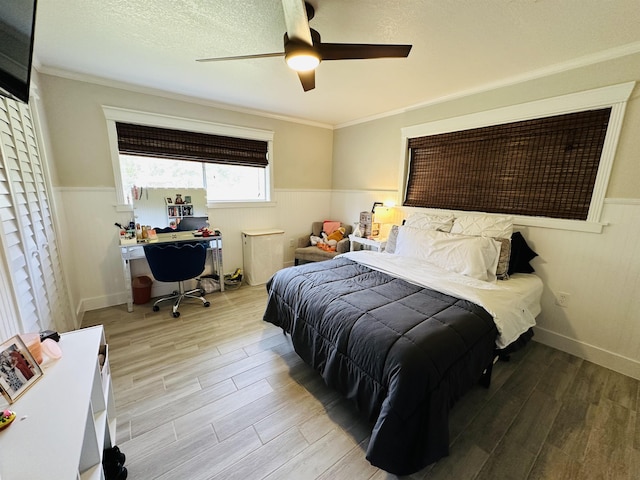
[284,39,320,71]
[286,52,320,71]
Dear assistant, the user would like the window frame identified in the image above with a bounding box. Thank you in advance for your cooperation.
[103,106,274,209]
[399,82,635,233]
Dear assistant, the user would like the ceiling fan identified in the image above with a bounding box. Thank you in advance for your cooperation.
[196,0,412,92]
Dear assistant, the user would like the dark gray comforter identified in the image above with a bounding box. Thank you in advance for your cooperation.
[263,257,497,475]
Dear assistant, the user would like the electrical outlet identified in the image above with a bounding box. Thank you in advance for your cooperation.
[556,292,571,307]
[289,238,295,248]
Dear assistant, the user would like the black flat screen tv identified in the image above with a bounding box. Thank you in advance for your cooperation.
[0,0,38,104]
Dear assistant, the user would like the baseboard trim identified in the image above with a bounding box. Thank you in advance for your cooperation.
[533,326,640,380]
[78,292,126,315]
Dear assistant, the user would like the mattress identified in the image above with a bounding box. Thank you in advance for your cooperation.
[339,250,543,348]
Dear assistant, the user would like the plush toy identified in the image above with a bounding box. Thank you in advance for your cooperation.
[325,227,346,244]
[317,242,336,252]
[311,226,345,252]
[309,235,323,246]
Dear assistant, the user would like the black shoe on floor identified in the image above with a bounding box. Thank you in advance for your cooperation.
[103,462,127,480]
[104,445,126,465]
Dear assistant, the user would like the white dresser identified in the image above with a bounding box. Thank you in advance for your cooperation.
[0,326,115,479]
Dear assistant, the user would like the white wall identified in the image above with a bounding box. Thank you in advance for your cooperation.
[59,186,332,314]
[332,192,640,380]
[36,52,640,382]
[331,52,640,380]
[36,72,337,317]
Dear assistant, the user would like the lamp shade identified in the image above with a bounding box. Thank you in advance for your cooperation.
[285,39,320,72]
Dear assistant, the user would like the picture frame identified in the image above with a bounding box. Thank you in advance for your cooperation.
[0,335,43,404]
[184,195,191,204]
[165,197,173,205]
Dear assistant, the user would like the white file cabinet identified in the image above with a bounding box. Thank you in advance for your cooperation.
[242,229,285,285]
[0,326,115,479]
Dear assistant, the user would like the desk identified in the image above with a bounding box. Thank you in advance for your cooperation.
[120,231,223,312]
[349,234,387,252]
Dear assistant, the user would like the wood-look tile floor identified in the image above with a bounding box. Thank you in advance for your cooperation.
[82,285,640,479]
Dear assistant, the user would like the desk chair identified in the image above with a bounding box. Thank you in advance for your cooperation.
[143,242,210,318]
[154,227,176,234]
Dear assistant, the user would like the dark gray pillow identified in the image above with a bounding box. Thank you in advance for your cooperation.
[508,231,538,274]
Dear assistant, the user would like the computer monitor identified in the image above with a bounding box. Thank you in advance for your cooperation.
[176,216,209,231]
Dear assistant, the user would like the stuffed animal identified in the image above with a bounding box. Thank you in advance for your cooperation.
[317,242,336,252]
[309,235,323,246]
[325,227,345,244]
[311,226,345,252]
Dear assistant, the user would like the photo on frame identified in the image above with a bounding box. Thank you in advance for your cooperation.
[0,336,43,403]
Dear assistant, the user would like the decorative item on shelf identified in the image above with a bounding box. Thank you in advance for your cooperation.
[0,335,44,403]
[184,195,192,204]
[353,222,362,237]
[175,194,184,204]
[20,333,42,364]
[117,222,137,245]
[359,211,373,238]
[0,409,16,431]
[165,197,173,205]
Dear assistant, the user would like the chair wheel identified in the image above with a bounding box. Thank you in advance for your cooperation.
[172,311,180,318]
[204,302,210,307]
[152,306,160,312]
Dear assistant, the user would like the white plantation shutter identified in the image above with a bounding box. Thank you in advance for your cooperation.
[0,97,73,336]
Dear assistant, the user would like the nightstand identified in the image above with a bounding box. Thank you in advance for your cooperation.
[349,234,387,252]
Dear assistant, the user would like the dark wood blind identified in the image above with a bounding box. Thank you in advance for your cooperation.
[405,108,611,220]
[115,122,268,167]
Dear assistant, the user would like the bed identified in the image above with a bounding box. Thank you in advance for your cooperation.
[263,214,542,475]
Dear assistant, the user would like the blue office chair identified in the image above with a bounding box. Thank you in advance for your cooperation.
[143,242,210,317]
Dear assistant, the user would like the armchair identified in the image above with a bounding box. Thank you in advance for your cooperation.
[143,241,211,318]
[294,221,352,265]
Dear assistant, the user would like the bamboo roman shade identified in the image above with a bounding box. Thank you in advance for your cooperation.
[404,108,612,220]
[115,122,268,167]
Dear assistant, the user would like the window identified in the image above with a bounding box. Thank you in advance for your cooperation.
[405,108,611,221]
[400,82,634,232]
[103,107,274,206]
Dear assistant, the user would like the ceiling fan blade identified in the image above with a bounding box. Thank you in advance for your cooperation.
[196,52,284,63]
[297,70,315,91]
[281,0,313,45]
[318,43,412,61]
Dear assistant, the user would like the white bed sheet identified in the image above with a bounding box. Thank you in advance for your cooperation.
[339,250,543,348]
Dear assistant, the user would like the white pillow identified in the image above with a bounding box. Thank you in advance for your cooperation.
[450,214,513,239]
[395,226,501,282]
[384,225,400,254]
[404,213,455,232]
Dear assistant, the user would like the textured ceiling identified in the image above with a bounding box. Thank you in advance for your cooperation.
[33,0,640,126]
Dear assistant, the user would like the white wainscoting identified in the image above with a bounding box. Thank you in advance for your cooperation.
[58,186,640,379]
[331,190,640,380]
[57,187,333,317]
[529,199,640,380]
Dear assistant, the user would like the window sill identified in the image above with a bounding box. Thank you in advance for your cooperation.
[513,215,605,233]
[207,201,277,209]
